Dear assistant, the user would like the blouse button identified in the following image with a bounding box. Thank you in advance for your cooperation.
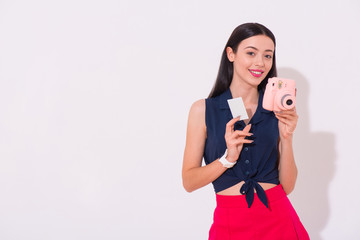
[244,147,249,151]
[245,171,250,175]
[245,159,250,164]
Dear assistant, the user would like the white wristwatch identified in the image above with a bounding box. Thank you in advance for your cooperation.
[219,149,237,168]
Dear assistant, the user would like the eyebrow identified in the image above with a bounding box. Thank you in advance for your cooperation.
[244,46,274,52]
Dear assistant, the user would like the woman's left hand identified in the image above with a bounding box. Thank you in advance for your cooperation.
[275,108,298,139]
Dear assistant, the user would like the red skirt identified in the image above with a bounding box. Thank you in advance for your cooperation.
[209,184,309,240]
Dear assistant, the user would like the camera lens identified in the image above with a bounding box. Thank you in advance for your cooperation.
[286,99,293,106]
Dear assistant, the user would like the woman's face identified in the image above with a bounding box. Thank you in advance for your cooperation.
[227,35,275,87]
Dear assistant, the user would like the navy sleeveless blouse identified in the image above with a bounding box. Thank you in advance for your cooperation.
[204,88,280,208]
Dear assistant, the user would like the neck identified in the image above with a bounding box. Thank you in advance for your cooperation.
[229,80,259,105]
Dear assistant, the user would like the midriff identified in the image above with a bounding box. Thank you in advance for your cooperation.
[217,181,277,195]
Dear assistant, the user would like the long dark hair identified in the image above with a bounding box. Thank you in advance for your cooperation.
[208,23,277,98]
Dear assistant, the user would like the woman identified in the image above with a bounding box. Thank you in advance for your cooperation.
[182,23,310,239]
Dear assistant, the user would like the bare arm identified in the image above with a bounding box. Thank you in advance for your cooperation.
[275,109,299,195]
[278,136,297,194]
[182,99,252,192]
[182,99,226,192]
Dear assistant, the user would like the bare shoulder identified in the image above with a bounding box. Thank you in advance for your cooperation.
[187,99,206,131]
[189,99,205,116]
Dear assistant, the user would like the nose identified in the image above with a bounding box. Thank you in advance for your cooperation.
[255,56,265,67]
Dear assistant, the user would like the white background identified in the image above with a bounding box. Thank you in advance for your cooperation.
[0,0,359,239]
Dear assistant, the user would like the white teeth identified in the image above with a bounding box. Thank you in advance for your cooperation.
[250,70,262,74]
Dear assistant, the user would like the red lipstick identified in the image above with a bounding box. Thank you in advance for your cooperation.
[249,69,264,77]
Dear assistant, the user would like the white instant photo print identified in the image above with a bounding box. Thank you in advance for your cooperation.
[227,97,249,120]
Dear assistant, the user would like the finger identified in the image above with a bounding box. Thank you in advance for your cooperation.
[275,114,289,123]
[275,114,289,121]
[229,125,252,140]
[226,116,241,134]
[278,117,296,128]
[233,130,253,138]
[276,117,298,129]
[233,138,254,145]
[275,112,298,121]
[275,110,297,117]
[274,113,284,121]
[243,124,252,133]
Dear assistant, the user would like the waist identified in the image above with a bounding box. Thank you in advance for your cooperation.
[215,184,285,208]
[217,181,277,195]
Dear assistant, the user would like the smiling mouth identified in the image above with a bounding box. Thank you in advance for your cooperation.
[249,69,264,75]
[249,69,264,77]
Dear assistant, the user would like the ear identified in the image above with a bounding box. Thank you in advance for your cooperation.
[226,47,235,62]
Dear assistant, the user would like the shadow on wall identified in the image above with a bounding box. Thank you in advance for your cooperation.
[278,68,336,240]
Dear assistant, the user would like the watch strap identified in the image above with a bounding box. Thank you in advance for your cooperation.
[219,149,236,168]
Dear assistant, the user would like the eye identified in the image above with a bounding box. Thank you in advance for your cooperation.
[265,54,273,59]
[247,52,255,56]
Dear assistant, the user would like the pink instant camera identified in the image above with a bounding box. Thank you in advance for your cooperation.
[263,77,296,112]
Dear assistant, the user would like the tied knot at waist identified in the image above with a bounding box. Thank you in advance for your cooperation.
[215,184,286,209]
[240,178,269,208]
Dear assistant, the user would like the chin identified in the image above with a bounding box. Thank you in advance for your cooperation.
[250,77,264,87]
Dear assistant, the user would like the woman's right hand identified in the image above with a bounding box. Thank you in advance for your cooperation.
[224,117,253,162]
